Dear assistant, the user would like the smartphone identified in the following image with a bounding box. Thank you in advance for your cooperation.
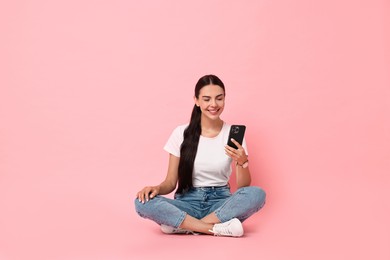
[227,125,246,149]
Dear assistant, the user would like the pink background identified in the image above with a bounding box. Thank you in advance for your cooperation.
[1,1,389,259]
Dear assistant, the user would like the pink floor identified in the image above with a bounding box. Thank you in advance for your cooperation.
[0,170,389,259]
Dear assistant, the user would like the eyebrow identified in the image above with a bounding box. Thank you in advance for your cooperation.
[202,94,224,99]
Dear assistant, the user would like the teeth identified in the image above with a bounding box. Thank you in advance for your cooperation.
[208,109,219,115]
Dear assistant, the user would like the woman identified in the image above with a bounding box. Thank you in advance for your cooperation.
[135,74,266,237]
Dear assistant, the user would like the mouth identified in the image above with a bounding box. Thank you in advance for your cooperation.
[207,108,220,115]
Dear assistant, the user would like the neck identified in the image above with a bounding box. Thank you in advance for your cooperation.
[201,116,223,130]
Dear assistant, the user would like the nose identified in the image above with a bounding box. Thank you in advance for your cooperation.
[210,99,217,107]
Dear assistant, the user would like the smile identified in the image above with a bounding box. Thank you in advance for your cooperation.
[208,108,220,115]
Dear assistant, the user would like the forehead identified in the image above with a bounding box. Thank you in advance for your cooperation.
[199,84,225,96]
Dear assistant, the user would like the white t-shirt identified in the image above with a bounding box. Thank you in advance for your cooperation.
[163,122,248,187]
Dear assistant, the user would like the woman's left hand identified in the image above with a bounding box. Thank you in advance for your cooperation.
[225,138,248,165]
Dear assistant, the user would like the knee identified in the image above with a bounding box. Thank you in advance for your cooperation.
[134,197,160,217]
[134,198,143,215]
[134,198,149,217]
[255,187,266,207]
[243,186,266,209]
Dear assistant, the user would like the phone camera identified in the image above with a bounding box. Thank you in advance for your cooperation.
[232,126,240,134]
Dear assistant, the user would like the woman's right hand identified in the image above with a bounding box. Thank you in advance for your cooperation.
[136,185,160,204]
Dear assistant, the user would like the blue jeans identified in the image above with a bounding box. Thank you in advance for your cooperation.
[134,186,266,228]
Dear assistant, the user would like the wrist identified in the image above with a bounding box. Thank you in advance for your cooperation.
[236,159,249,168]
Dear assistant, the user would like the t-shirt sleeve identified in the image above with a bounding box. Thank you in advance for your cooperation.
[163,125,185,157]
[242,137,249,155]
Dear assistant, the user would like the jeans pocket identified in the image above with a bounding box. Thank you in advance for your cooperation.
[215,188,231,198]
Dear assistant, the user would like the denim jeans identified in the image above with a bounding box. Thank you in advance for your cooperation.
[134,185,266,228]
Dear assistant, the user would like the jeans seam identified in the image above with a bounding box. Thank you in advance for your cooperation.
[214,196,234,223]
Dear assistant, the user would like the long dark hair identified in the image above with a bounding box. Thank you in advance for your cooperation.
[176,75,226,194]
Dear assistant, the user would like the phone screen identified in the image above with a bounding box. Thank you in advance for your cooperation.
[227,125,246,149]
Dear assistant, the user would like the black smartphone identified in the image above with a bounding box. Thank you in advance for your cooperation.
[227,125,246,149]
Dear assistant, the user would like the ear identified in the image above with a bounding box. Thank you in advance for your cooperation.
[194,96,200,107]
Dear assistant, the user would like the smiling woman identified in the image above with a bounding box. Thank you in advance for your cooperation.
[134,75,266,237]
[195,85,225,121]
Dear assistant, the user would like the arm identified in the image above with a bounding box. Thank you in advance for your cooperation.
[136,154,179,203]
[235,161,251,188]
[225,138,251,188]
[157,154,180,195]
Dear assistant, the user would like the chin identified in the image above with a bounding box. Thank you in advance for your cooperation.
[208,113,223,120]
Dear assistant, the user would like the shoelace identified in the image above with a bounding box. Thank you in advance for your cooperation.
[209,225,233,236]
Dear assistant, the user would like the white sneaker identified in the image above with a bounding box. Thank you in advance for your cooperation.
[209,218,244,237]
[160,225,199,235]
